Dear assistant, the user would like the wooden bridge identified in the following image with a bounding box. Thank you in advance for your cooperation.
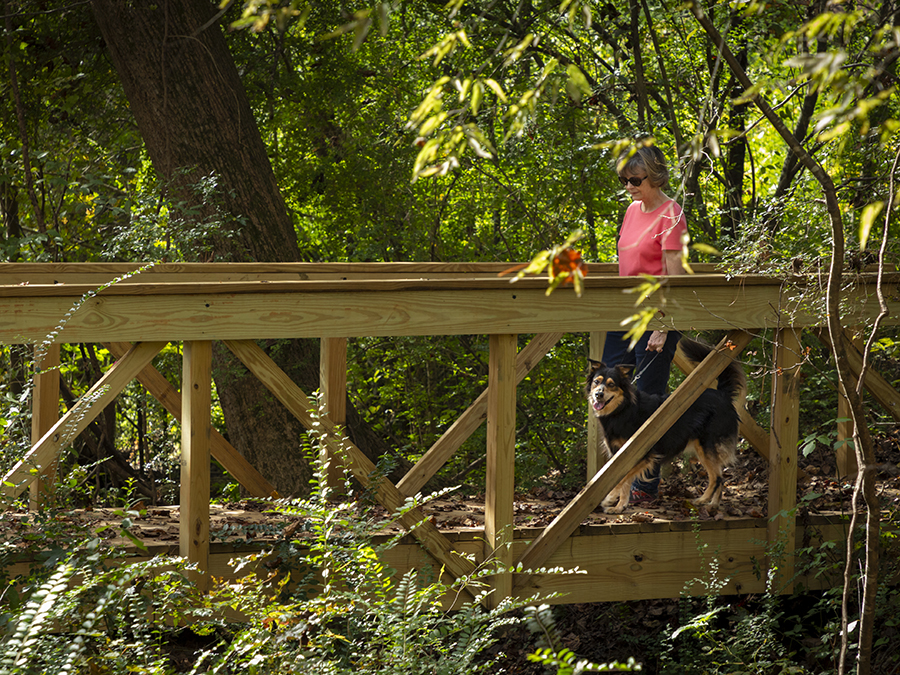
[1,262,898,606]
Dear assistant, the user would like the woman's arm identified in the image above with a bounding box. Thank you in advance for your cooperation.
[646,249,686,351]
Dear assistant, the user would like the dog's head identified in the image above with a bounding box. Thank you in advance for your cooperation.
[585,359,635,418]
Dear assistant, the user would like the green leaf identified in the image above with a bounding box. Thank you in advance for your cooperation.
[859,201,884,251]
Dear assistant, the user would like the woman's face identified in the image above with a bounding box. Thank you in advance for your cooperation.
[621,169,655,202]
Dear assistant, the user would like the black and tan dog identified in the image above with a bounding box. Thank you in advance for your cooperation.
[586,338,746,514]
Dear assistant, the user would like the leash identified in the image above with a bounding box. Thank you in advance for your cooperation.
[630,350,660,386]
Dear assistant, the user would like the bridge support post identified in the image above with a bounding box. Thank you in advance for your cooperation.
[320,337,348,489]
[768,327,802,592]
[29,343,60,509]
[181,341,211,591]
[587,331,608,479]
[485,334,517,607]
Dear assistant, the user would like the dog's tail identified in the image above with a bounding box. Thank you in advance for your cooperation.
[678,337,747,414]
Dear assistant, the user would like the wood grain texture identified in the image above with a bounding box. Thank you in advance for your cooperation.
[103,342,278,499]
[319,337,348,488]
[29,344,60,508]
[768,328,802,592]
[484,334,517,607]
[2,274,897,344]
[513,330,754,586]
[2,341,166,499]
[222,339,478,585]
[396,332,564,497]
[181,341,212,591]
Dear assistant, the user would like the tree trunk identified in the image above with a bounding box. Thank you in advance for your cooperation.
[90,0,390,496]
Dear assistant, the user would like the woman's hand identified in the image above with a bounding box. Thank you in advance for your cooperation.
[647,330,667,352]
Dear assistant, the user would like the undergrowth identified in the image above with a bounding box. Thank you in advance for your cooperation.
[0,402,636,674]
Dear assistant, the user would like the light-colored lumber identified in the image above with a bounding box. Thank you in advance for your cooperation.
[181,341,212,591]
[586,331,609,479]
[29,343,60,508]
[2,276,897,344]
[814,328,900,423]
[1,341,167,499]
[484,334,517,608]
[812,327,900,480]
[513,330,754,585]
[768,328,802,593]
[103,342,278,499]
[221,339,478,586]
[319,337,348,488]
[396,332,564,497]
[673,347,776,464]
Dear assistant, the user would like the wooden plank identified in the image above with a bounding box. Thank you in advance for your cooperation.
[586,331,609,479]
[1,341,167,499]
[103,342,278,499]
[2,278,897,344]
[221,339,478,585]
[484,334,517,608]
[29,343,60,509]
[319,337,348,488]
[513,330,754,585]
[673,347,773,462]
[813,327,900,424]
[181,341,212,591]
[768,327,802,593]
[396,332,564,497]
[0,261,663,286]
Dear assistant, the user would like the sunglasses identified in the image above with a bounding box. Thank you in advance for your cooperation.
[618,175,648,187]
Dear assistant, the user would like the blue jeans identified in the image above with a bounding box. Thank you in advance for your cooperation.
[602,329,681,494]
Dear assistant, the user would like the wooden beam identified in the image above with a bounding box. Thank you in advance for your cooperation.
[768,328,802,593]
[673,347,771,460]
[103,342,278,499]
[181,341,212,591]
[396,332,564,497]
[1,341,167,499]
[29,343,60,509]
[319,337,348,489]
[813,327,900,423]
[484,334,517,608]
[586,331,609,479]
[513,330,754,586]
[221,339,478,585]
[2,276,896,344]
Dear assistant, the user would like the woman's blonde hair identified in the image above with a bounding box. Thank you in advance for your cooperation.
[617,145,670,189]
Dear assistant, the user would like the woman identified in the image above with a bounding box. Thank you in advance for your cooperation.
[602,144,688,502]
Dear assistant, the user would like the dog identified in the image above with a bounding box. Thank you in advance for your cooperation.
[586,338,746,514]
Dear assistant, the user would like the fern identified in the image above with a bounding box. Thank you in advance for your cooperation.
[0,563,74,675]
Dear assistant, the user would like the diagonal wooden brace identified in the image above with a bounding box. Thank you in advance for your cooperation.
[2,341,167,500]
[812,327,900,423]
[397,332,564,496]
[222,339,478,585]
[513,330,753,588]
[104,342,279,499]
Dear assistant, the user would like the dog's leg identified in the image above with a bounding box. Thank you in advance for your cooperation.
[693,444,727,511]
[603,459,655,514]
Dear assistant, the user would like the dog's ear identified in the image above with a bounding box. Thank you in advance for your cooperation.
[587,358,606,370]
[615,364,635,378]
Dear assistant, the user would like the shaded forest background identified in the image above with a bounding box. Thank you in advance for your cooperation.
[0,0,899,673]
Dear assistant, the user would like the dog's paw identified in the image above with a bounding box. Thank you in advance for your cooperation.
[601,495,617,508]
[603,503,626,514]
[692,495,709,505]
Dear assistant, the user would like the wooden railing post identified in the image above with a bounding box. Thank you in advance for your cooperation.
[29,343,60,509]
[319,337,348,489]
[586,331,608,479]
[485,334,517,608]
[768,327,802,592]
[181,341,212,591]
